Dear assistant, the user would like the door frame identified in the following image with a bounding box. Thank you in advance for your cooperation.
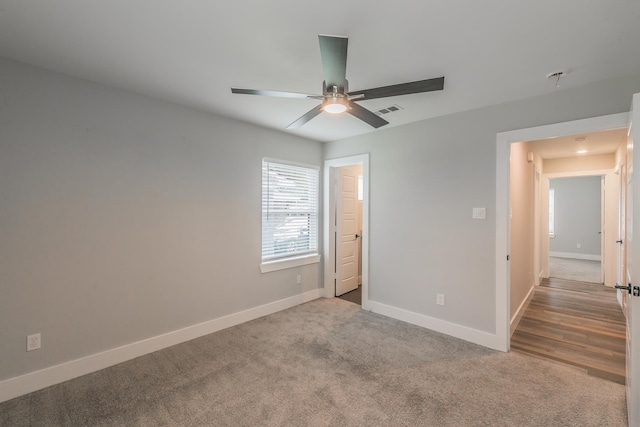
[323,154,370,310]
[495,112,629,351]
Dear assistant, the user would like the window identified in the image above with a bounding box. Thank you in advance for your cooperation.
[261,159,319,271]
[548,188,555,237]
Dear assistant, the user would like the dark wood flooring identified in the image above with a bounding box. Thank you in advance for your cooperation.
[337,285,361,305]
[511,277,626,384]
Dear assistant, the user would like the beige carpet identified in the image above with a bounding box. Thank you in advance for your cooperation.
[0,298,627,426]
[549,256,602,283]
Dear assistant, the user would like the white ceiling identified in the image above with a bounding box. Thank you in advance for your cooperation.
[529,128,628,160]
[1,1,640,142]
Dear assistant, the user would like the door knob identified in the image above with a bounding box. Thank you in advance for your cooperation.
[355,234,361,239]
[615,283,632,293]
[616,240,623,244]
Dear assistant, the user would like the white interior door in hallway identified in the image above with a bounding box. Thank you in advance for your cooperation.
[617,160,627,313]
[335,165,361,296]
[622,93,640,426]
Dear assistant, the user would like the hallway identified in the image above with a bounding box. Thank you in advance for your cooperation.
[511,278,626,384]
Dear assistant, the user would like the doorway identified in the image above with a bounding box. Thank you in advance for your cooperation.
[506,121,630,385]
[335,164,363,303]
[547,175,603,283]
[323,154,370,310]
[495,112,630,351]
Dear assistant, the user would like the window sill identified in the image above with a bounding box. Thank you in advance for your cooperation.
[260,254,321,273]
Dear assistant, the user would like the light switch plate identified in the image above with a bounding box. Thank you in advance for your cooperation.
[472,207,486,219]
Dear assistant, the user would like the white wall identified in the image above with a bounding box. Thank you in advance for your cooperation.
[324,72,640,338]
[509,142,535,319]
[0,58,323,384]
[549,176,602,256]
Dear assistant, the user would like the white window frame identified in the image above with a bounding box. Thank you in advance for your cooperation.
[260,158,320,273]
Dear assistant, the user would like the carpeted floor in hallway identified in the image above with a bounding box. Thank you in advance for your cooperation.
[549,256,601,283]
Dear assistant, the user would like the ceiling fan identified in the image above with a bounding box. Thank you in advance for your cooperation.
[231,35,445,129]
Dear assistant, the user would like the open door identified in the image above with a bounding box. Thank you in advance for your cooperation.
[335,165,361,296]
[618,161,627,313]
[621,93,640,425]
[601,176,606,284]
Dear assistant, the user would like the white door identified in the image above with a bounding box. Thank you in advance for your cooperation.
[624,93,640,425]
[618,161,627,314]
[601,176,606,284]
[335,165,360,296]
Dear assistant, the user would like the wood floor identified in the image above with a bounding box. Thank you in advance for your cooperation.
[511,277,626,384]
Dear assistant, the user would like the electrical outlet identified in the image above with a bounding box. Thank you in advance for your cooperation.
[296,275,302,285]
[27,333,41,351]
[436,294,445,306]
[577,243,581,249]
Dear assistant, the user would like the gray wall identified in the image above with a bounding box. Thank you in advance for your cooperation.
[324,73,640,334]
[0,58,323,381]
[549,176,602,256]
[3,53,640,383]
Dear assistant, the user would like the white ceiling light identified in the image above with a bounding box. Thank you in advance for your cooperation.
[576,149,587,154]
[323,97,348,114]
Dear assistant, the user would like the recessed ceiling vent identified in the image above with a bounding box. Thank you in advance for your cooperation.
[374,104,404,116]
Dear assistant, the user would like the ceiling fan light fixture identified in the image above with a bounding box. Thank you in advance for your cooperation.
[323,97,348,114]
[231,35,444,129]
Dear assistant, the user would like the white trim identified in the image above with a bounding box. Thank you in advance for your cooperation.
[0,289,322,404]
[496,112,629,352]
[510,285,535,336]
[323,154,370,310]
[368,301,503,351]
[546,170,611,179]
[260,254,321,273]
[617,289,624,309]
[549,251,601,261]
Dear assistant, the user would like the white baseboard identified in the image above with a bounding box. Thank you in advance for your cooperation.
[549,251,601,261]
[617,290,624,311]
[510,285,535,336]
[0,289,322,404]
[368,301,503,351]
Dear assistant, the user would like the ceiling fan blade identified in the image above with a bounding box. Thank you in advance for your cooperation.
[318,35,348,92]
[347,76,444,100]
[287,104,324,129]
[348,102,389,129]
[231,88,321,99]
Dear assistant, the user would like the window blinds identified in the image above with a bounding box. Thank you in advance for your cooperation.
[262,160,319,261]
